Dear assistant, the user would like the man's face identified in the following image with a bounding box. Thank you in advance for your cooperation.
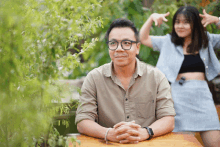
[108,27,140,68]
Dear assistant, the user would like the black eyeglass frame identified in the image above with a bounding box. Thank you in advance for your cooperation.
[106,40,139,51]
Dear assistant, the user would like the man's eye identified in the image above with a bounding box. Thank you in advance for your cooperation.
[123,41,131,45]
[109,42,116,45]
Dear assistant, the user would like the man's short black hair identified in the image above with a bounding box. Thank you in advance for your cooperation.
[105,18,139,42]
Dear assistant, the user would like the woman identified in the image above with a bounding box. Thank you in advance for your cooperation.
[139,6,220,146]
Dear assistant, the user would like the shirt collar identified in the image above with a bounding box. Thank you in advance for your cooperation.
[103,58,143,78]
[134,58,143,77]
[103,61,114,77]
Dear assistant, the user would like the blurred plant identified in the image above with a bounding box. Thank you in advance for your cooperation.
[0,0,102,146]
[67,0,220,80]
[34,127,80,147]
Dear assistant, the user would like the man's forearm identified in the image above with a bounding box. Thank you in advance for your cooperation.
[149,116,175,138]
[77,119,108,139]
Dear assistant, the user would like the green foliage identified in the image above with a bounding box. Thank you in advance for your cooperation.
[0,0,219,146]
[34,127,80,147]
[0,0,102,146]
[67,0,219,79]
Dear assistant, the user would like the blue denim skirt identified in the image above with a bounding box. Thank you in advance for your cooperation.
[171,80,220,132]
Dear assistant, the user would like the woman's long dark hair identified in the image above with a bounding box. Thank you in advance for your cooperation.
[171,6,208,54]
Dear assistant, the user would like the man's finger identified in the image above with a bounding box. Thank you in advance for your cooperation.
[130,120,135,124]
[114,120,135,129]
[116,133,130,140]
[128,123,141,129]
[115,126,130,134]
[127,129,139,136]
[119,139,130,144]
[113,121,126,129]
[126,135,141,141]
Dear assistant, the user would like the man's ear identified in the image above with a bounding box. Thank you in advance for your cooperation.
[136,42,140,55]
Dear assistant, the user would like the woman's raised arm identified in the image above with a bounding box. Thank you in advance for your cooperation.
[199,9,220,28]
[139,12,170,48]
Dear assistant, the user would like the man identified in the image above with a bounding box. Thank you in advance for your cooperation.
[75,18,175,144]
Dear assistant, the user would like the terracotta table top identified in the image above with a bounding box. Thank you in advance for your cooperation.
[69,132,202,147]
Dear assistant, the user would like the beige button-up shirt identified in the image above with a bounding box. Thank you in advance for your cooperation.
[75,58,175,128]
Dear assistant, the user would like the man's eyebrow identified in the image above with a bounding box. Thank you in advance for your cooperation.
[109,38,133,41]
[109,39,117,41]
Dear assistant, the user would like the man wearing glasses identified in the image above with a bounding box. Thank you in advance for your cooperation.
[75,18,175,144]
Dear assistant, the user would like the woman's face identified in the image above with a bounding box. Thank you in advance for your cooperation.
[174,14,192,39]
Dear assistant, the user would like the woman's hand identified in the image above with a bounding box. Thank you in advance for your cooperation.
[151,12,170,27]
[139,12,169,48]
[199,9,219,27]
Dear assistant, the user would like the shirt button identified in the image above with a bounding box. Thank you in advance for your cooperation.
[127,116,129,119]
[203,58,205,61]
[206,66,208,68]
[125,98,128,101]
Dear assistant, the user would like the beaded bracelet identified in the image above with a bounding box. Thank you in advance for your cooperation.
[104,128,112,144]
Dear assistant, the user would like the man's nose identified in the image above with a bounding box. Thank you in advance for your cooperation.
[115,42,124,51]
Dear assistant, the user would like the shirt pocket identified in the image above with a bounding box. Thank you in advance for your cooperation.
[136,99,155,119]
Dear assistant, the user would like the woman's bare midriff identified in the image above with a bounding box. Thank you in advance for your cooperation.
[176,72,205,81]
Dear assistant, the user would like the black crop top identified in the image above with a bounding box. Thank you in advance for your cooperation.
[178,54,205,73]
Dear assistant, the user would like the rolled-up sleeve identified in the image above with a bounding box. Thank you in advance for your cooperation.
[75,72,98,124]
[156,75,176,120]
[208,33,220,50]
[150,35,168,52]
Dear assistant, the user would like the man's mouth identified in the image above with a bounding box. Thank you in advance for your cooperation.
[114,54,128,58]
[115,56,127,58]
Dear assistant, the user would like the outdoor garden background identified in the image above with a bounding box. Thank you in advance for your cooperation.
[0,0,220,146]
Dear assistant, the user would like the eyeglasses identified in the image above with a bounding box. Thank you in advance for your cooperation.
[106,40,139,50]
